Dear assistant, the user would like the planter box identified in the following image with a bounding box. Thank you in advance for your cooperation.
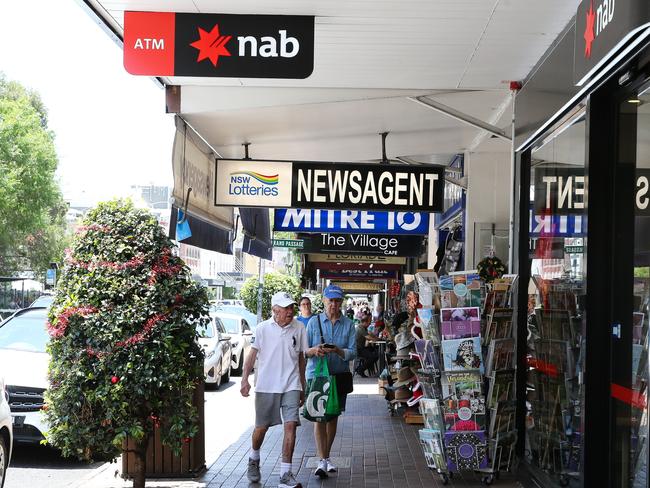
[122,382,205,479]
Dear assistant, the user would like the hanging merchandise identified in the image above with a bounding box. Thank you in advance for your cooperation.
[438,225,463,276]
[476,255,507,283]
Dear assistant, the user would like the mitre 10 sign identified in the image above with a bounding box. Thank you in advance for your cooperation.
[123,11,314,79]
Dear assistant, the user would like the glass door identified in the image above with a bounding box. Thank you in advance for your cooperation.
[614,80,650,488]
[524,113,587,487]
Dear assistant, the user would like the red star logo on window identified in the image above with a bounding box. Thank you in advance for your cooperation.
[190,24,232,67]
[584,1,596,58]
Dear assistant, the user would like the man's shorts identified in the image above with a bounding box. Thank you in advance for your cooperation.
[255,390,301,428]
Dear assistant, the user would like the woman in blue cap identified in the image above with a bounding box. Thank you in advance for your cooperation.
[304,284,356,479]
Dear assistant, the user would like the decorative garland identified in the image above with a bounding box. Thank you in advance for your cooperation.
[476,255,506,283]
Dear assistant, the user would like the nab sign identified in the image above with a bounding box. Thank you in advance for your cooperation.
[124,12,314,79]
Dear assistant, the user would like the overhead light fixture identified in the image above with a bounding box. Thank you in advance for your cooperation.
[628,99,642,104]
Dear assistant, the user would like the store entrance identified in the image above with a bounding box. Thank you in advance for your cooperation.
[610,77,650,488]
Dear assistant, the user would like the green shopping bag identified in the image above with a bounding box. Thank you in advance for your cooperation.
[303,358,340,422]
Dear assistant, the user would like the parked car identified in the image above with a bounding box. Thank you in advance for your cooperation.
[211,299,244,308]
[213,312,254,376]
[0,374,12,488]
[197,315,232,390]
[211,304,259,332]
[0,307,49,444]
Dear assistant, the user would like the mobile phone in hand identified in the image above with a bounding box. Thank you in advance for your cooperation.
[322,343,336,350]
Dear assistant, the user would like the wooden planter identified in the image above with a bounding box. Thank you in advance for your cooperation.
[122,382,205,479]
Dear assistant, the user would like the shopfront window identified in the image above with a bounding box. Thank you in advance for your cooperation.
[624,84,650,488]
[525,115,587,487]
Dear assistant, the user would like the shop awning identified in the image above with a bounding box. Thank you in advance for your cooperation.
[169,205,233,255]
[239,208,272,261]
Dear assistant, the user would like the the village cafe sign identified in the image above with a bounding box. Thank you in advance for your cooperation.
[214,159,445,212]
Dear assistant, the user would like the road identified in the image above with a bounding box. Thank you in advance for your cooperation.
[4,377,256,488]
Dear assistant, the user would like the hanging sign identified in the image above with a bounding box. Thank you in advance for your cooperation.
[298,233,423,257]
[574,0,650,85]
[124,11,314,79]
[308,253,406,265]
[320,267,399,280]
[274,209,429,235]
[272,238,304,249]
[214,159,445,212]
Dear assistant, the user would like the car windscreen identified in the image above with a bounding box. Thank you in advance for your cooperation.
[217,306,258,329]
[196,322,215,339]
[0,309,49,352]
[218,317,240,334]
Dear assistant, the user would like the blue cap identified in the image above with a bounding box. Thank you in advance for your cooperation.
[323,284,344,299]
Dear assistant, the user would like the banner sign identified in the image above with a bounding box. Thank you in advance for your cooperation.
[320,267,399,280]
[529,211,587,238]
[533,167,586,217]
[272,238,304,248]
[574,0,650,85]
[637,169,650,216]
[274,209,429,235]
[124,12,314,79]
[214,159,445,212]
[299,233,423,257]
[308,253,406,265]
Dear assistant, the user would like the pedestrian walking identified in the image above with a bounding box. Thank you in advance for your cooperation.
[304,284,356,478]
[240,291,308,488]
[296,296,313,327]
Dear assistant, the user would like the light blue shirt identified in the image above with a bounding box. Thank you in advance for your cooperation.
[306,312,357,379]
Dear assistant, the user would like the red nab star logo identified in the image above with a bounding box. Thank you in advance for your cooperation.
[190,24,232,67]
[584,1,596,58]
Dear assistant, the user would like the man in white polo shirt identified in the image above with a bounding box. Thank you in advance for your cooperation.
[240,291,309,488]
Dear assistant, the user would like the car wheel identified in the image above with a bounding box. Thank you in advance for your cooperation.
[0,433,8,488]
[222,363,231,384]
[213,366,222,390]
[232,354,244,376]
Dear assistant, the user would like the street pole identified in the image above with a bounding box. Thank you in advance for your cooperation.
[256,257,265,323]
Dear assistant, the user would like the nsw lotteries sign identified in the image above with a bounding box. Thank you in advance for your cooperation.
[214,159,445,212]
[124,12,314,79]
[274,209,429,235]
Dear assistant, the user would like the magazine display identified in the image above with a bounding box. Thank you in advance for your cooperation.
[413,270,517,478]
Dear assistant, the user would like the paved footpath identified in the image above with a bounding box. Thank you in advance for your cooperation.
[78,378,521,488]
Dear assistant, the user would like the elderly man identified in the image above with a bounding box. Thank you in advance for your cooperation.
[305,284,356,478]
[241,291,308,488]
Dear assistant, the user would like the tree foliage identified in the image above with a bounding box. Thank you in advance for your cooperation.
[239,271,302,319]
[44,200,209,480]
[0,73,66,276]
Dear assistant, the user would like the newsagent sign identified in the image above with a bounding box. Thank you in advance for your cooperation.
[214,159,445,212]
[574,0,650,85]
[124,11,314,79]
[274,209,429,235]
[298,233,423,257]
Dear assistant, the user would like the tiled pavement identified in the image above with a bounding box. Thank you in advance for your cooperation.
[200,379,522,488]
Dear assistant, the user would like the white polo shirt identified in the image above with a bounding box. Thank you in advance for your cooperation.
[252,317,308,393]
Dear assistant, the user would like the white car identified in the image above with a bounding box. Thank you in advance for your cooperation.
[197,316,232,390]
[0,374,12,488]
[213,312,254,376]
[0,307,49,444]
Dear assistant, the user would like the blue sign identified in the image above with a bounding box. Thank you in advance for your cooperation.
[529,211,587,237]
[274,209,429,235]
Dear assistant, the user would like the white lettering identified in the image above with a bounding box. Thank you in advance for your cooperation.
[410,173,424,206]
[313,170,327,203]
[378,172,394,205]
[395,173,408,205]
[259,36,278,57]
[360,212,374,229]
[349,171,362,204]
[282,209,311,228]
[152,38,165,50]
[238,36,258,56]
[280,30,299,57]
[362,172,378,204]
[637,176,649,210]
[297,169,311,202]
[574,176,585,209]
[557,176,572,209]
[340,211,359,229]
[542,176,557,209]
[424,173,438,206]
[328,170,349,202]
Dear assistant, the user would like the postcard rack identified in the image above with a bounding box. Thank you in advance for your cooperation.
[413,270,518,485]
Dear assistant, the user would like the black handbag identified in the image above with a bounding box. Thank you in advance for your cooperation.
[317,315,354,395]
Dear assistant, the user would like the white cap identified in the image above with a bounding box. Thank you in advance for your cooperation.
[271,291,296,308]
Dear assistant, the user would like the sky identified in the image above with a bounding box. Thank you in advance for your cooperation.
[0,0,176,206]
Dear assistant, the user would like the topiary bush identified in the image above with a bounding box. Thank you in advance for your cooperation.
[239,271,302,320]
[44,200,209,488]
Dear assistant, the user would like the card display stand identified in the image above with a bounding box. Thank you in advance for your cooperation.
[413,271,518,485]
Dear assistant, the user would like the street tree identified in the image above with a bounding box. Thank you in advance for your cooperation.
[239,270,302,319]
[44,200,209,488]
[0,73,67,277]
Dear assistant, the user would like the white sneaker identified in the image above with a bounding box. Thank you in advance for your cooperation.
[326,459,337,472]
[278,471,302,488]
[314,459,328,478]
